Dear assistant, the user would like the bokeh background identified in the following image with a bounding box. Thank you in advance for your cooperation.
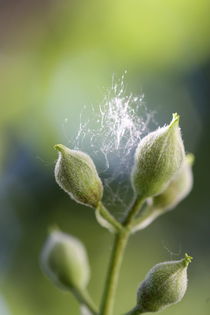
[0,1,210,314]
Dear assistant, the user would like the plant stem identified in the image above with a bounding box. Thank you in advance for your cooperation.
[97,202,123,232]
[100,230,129,315]
[131,205,161,233]
[100,196,145,315]
[73,288,98,315]
[122,196,145,227]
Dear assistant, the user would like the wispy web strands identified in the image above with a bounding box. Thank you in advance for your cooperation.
[71,74,155,214]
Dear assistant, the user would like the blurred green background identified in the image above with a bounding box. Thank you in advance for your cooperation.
[0,1,210,314]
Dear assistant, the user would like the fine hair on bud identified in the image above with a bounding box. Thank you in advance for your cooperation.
[54,144,103,208]
[135,254,192,313]
[132,113,185,199]
[40,230,90,291]
[132,153,194,233]
[152,153,194,212]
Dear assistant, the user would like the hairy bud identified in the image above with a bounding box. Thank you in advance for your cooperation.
[131,113,185,199]
[40,230,90,291]
[132,154,194,233]
[152,153,194,211]
[54,144,103,208]
[135,254,192,313]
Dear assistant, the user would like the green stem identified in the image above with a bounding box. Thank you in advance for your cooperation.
[72,288,98,315]
[100,231,129,315]
[100,196,145,315]
[122,196,145,227]
[131,205,161,233]
[97,202,123,232]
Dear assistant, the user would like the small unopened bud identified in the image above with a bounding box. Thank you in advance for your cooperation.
[131,114,185,199]
[54,144,103,208]
[132,154,194,233]
[135,254,192,313]
[40,230,90,291]
[152,153,194,211]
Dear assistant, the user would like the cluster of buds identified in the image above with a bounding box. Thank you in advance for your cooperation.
[40,113,194,315]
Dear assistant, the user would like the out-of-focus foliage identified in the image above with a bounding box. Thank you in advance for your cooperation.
[0,1,210,314]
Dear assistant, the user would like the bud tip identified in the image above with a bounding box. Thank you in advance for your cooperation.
[54,144,64,152]
[183,253,193,267]
[170,113,180,127]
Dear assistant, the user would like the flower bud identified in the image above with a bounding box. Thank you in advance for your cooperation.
[131,114,185,199]
[54,144,103,208]
[40,230,90,291]
[152,153,194,211]
[136,254,192,313]
[132,154,194,233]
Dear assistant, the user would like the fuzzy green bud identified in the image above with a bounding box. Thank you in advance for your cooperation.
[54,144,103,208]
[131,114,185,199]
[132,154,194,233]
[40,230,90,291]
[152,153,194,211]
[135,254,192,313]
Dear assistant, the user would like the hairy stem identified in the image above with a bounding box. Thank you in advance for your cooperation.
[122,196,145,227]
[131,205,161,233]
[97,202,123,232]
[73,288,98,315]
[100,196,145,315]
[100,231,129,315]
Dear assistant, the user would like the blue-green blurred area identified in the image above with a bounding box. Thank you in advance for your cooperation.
[0,0,210,314]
